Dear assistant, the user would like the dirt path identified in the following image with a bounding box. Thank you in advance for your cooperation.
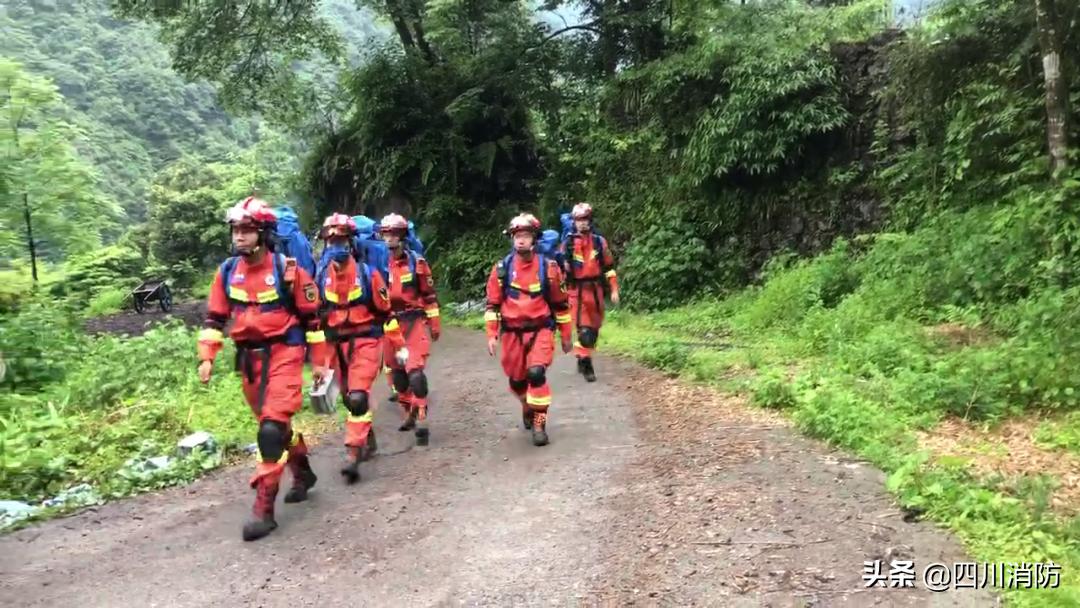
[0,328,996,607]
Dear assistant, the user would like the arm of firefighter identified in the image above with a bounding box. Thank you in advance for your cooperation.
[372,271,407,349]
[197,269,229,362]
[547,261,573,342]
[484,263,503,339]
[600,236,619,295]
[292,265,330,367]
[416,258,441,334]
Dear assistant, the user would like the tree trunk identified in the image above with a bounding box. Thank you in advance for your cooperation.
[385,0,417,51]
[600,0,619,76]
[23,192,38,283]
[1035,0,1069,177]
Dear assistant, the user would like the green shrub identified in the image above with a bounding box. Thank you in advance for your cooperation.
[620,216,711,311]
[750,370,796,409]
[86,287,128,317]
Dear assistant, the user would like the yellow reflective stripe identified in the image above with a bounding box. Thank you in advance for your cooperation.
[325,291,340,303]
[198,328,224,342]
[605,269,617,278]
[384,319,400,333]
[528,283,541,293]
[228,286,249,301]
[510,281,523,290]
[573,254,585,262]
[256,289,278,303]
[347,287,363,301]
[484,311,499,322]
[289,434,300,447]
[399,272,414,283]
[305,331,326,344]
[555,312,571,324]
[426,307,440,318]
[527,394,552,406]
[257,450,290,464]
[347,412,374,424]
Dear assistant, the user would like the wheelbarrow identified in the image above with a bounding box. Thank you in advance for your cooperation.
[131,278,173,314]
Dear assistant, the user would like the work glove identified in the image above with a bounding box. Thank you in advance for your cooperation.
[395,347,409,367]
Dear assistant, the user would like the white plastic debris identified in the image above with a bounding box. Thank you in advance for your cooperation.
[41,484,101,509]
[176,431,218,456]
[0,500,39,528]
[147,456,172,470]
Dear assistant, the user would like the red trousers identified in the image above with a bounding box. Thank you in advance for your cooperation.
[500,328,554,413]
[236,344,307,487]
[569,281,605,358]
[385,316,432,423]
[331,335,382,448]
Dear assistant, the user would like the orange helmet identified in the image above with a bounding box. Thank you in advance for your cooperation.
[378,213,408,234]
[321,213,357,239]
[506,213,541,236]
[571,202,593,220]
[226,196,276,228]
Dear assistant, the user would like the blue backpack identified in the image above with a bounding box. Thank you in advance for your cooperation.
[271,206,316,278]
[405,220,425,256]
[559,212,605,275]
[497,252,553,303]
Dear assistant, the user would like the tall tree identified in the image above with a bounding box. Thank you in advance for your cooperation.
[1034,0,1069,177]
[0,58,121,275]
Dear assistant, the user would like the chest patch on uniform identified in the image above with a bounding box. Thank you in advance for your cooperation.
[427,276,434,287]
[231,273,245,284]
[379,285,389,300]
[265,274,276,286]
[304,283,317,302]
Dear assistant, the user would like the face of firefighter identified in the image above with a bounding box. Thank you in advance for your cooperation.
[384,231,404,251]
[513,231,535,255]
[231,224,261,256]
[574,218,591,233]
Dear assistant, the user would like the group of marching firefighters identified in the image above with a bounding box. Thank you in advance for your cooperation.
[197,199,618,541]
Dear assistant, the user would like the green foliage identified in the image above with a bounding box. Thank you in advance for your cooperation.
[85,287,127,317]
[433,226,508,302]
[750,370,797,410]
[619,215,711,310]
[1,58,123,264]
[0,296,85,393]
[51,244,146,302]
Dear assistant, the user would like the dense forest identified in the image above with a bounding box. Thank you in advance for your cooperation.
[2,0,1080,604]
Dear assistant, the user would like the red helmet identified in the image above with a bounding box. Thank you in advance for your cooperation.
[506,213,541,236]
[226,196,276,228]
[571,202,593,220]
[378,213,408,234]
[321,213,357,239]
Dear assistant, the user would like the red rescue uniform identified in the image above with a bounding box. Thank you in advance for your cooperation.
[198,252,329,490]
[383,250,440,428]
[560,232,618,359]
[321,256,404,452]
[485,253,571,426]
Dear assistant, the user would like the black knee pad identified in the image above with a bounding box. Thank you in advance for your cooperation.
[408,370,428,398]
[578,327,599,348]
[526,365,546,387]
[256,419,289,462]
[345,390,369,416]
[391,368,410,393]
[509,378,528,393]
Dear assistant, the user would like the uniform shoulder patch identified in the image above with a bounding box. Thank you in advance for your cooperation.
[379,285,389,301]
[303,283,317,302]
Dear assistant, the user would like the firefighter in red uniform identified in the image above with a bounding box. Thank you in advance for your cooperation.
[317,213,407,483]
[197,197,330,542]
[485,213,573,446]
[559,202,619,382]
[379,213,441,446]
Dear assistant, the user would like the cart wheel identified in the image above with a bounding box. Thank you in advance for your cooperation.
[134,295,146,314]
[159,286,173,313]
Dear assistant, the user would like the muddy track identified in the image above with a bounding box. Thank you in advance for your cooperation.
[82,300,203,337]
[0,328,996,607]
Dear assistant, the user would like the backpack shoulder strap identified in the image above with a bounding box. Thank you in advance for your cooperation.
[220,256,239,300]
[273,254,302,317]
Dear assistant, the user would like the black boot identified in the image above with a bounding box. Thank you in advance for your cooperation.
[415,426,430,446]
[388,392,398,403]
[398,410,416,432]
[576,357,586,376]
[522,407,533,430]
[340,447,361,485]
[582,357,597,383]
[283,458,317,504]
[531,412,549,446]
[242,477,279,541]
[360,429,377,462]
